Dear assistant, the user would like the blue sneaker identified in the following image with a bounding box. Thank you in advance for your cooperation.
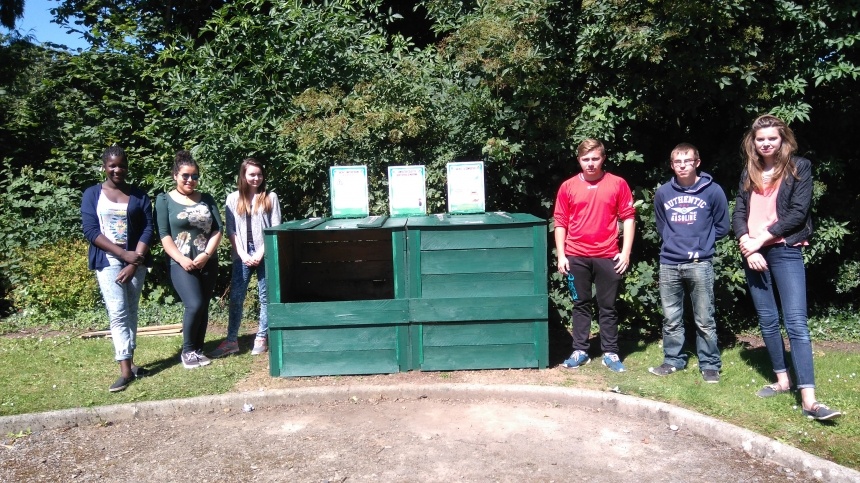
[602,352,626,372]
[561,350,590,369]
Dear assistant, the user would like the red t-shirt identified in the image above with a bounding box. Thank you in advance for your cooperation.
[553,172,636,258]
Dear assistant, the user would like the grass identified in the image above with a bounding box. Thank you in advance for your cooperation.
[0,329,857,471]
[0,331,251,415]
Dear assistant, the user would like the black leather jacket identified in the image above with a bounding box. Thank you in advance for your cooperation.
[731,156,814,246]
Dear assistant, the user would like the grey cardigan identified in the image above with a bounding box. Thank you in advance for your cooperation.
[225,191,282,261]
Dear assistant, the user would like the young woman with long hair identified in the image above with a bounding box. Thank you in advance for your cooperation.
[210,157,281,358]
[732,114,841,420]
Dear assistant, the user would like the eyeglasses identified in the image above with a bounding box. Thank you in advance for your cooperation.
[180,173,200,181]
[671,159,697,167]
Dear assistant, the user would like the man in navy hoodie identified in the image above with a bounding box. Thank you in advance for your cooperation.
[650,143,730,383]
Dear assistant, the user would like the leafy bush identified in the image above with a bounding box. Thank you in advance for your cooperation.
[9,238,100,321]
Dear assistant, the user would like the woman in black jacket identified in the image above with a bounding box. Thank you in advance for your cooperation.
[732,114,840,421]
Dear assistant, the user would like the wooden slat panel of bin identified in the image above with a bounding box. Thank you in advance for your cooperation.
[419,226,535,250]
[409,295,547,322]
[420,272,535,298]
[268,300,410,377]
[408,295,548,370]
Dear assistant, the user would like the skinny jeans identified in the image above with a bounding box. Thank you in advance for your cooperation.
[743,244,815,389]
[171,258,218,354]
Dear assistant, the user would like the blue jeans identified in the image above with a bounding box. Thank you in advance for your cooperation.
[95,264,146,361]
[227,258,268,341]
[659,261,721,371]
[743,244,815,389]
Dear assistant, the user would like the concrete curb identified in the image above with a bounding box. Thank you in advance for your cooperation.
[1,384,857,482]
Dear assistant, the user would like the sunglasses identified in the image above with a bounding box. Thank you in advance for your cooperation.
[179,173,200,181]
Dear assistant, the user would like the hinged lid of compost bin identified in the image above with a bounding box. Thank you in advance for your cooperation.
[406,212,543,228]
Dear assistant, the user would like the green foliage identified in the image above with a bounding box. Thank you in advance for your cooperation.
[8,239,99,321]
[2,0,859,329]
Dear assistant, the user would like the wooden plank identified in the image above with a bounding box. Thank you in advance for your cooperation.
[392,230,408,299]
[420,321,535,346]
[297,239,392,262]
[279,350,400,376]
[533,320,549,368]
[407,229,422,298]
[280,325,396,351]
[419,247,534,275]
[419,226,534,250]
[419,272,535,298]
[419,344,538,371]
[268,300,409,328]
[79,324,183,338]
[295,260,393,282]
[269,329,283,377]
[292,228,391,243]
[409,295,547,322]
[290,279,394,302]
[532,224,549,295]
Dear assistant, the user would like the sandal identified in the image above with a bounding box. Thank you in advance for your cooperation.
[755,383,790,398]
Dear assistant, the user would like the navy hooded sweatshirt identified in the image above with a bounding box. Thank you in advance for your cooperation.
[654,171,730,264]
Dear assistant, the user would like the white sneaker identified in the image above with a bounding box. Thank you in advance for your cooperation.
[251,337,268,355]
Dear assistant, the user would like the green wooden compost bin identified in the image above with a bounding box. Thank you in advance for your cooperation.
[406,212,548,371]
[264,217,409,377]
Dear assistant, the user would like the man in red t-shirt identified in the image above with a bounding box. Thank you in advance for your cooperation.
[553,138,636,372]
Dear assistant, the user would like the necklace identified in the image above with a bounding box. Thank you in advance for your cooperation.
[174,189,197,204]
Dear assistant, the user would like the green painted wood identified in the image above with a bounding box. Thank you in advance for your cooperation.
[409,295,547,322]
[419,226,534,250]
[409,323,422,370]
[420,247,534,275]
[406,229,422,298]
[391,230,408,299]
[421,321,536,346]
[268,300,409,328]
[533,320,549,368]
[281,325,396,351]
[420,272,535,298]
[532,224,549,295]
[419,344,538,371]
[279,350,401,376]
[268,328,283,377]
[263,229,282,305]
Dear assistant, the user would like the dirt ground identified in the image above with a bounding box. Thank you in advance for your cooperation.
[1,331,850,482]
[1,390,811,482]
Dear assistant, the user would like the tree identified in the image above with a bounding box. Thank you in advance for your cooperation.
[0,0,23,30]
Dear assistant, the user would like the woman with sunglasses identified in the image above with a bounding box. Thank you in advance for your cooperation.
[155,150,223,369]
[81,145,153,392]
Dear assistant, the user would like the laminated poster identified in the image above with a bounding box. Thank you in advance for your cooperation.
[329,165,369,218]
[446,161,485,214]
[388,165,426,217]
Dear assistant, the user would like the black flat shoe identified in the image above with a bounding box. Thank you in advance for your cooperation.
[109,375,134,392]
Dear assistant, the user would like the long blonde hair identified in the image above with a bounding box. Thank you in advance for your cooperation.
[741,114,799,193]
[236,157,273,216]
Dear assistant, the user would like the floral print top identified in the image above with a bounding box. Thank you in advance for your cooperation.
[155,192,223,265]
